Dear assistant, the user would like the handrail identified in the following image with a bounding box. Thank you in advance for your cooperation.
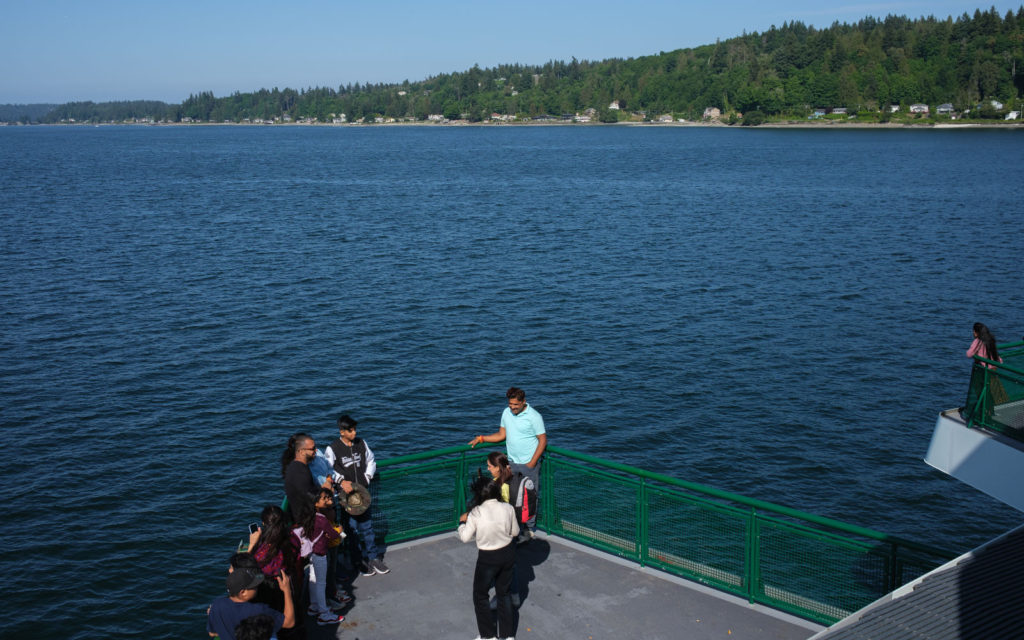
[373,443,952,557]
[376,444,471,468]
[970,355,1024,377]
[545,445,949,558]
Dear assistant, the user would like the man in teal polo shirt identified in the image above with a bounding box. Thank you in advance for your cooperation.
[469,387,547,534]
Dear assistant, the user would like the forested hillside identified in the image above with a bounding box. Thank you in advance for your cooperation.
[27,7,1024,124]
[0,103,58,122]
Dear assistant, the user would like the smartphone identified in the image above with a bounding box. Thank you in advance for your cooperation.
[248,522,260,534]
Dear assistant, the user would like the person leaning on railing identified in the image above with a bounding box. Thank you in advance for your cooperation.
[968,322,1003,367]
[967,322,1009,405]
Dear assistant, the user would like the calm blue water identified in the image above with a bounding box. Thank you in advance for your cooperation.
[1,124,1022,638]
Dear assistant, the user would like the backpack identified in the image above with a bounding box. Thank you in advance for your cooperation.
[508,471,537,524]
[292,522,325,558]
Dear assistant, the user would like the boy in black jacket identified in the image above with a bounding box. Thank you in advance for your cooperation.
[324,414,390,576]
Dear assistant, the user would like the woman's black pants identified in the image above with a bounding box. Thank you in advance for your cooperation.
[472,544,515,639]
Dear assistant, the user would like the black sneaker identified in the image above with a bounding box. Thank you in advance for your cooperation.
[359,562,375,577]
[370,558,390,575]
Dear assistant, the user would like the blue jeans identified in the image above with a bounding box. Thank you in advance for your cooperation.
[347,512,378,561]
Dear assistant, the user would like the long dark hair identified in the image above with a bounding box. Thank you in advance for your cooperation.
[280,432,312,479]
[467,474,502,511]
[292,492,318,541]
[256,505,297,570]
[974,322,1000,362]
[487,451,513,484]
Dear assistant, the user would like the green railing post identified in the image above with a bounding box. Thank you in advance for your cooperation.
[638,477,649,566]
[978,364,987,423]
[454,450,468,525]
[887,543,900,592]
[745,507,761,605]
[541,453,552,534]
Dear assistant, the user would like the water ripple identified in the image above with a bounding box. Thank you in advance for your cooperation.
[2,125,1023,638]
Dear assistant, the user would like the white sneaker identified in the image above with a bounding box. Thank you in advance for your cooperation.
[316,611,343,625]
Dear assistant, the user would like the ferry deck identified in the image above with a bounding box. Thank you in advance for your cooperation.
[310,532,823,640]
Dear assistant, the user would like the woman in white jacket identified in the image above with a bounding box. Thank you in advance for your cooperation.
[458,477,520,640]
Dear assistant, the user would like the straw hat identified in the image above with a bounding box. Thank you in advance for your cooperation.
[339,483,372,516]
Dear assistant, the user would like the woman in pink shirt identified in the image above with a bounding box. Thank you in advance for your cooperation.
[967,322,1008,407]
[967,322,1003,367]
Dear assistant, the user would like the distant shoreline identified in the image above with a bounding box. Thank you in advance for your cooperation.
[9,120,1023,129]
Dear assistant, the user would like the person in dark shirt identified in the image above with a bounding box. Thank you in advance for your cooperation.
[234,614,276,640]
[207,567,294,640]
[281,432,332,521]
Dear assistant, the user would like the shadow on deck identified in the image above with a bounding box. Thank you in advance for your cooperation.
[308,533,823,640]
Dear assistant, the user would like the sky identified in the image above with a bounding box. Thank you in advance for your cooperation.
[1,0,1021,104]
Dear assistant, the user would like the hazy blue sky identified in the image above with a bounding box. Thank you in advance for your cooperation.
[2,0,1020,104]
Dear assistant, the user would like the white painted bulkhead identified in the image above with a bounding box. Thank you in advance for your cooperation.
[924,409,1024,513]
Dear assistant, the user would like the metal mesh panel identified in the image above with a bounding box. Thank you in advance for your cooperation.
[991,368,1024,432]
[376,459,462,542]
[758,518,887,622]
[646,488,748,591]
[547,461,638,557]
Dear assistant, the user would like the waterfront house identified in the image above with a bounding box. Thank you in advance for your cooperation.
[909,103,930,114]
[889,104,900,113]
[657,114,674,123]
[608,100,620,110]
[1007,111,1020,120]
[937,103,955,115]
[702,107,721,119]
[831,107,847,115]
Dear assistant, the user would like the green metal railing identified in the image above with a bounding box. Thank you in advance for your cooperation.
[963,339,1024,441]
[369,444,953,625]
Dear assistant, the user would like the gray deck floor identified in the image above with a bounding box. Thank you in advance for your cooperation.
[305,532,823,640]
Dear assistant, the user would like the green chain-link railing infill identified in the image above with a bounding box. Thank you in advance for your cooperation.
[369,445,953,625]
[963,339,1024,441]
